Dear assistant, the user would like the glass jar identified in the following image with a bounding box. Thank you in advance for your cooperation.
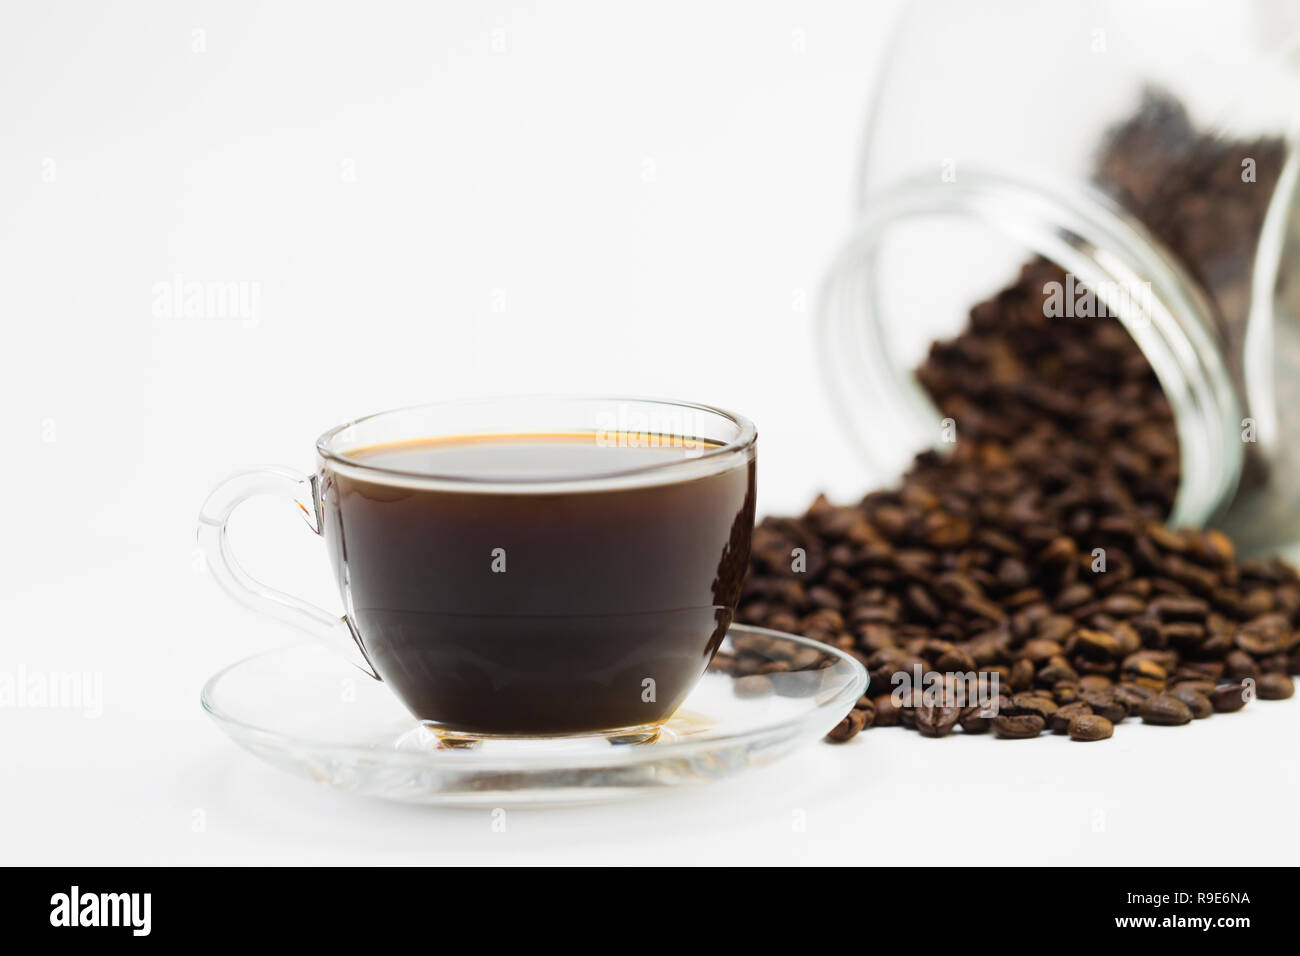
[819,0,1300,555]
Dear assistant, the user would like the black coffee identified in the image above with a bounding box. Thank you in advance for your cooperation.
[320,433,756,736]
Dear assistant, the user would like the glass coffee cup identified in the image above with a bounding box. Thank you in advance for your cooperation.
[198,397,757,743]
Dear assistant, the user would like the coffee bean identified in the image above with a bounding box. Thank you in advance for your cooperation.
[1068,714,1114,741]
[1138,695,1194,726]
[1209,683,1251,713]
[1111,622,1143,656]
[1055,584,1094,612]
[993,714,1045,739]
[1050,700,1093,734]
[1036,658,1079,686]
[1110,683,1153,713]
[1171,680,1216,701]
[1235,616,1289,656]
[1222,650,1253,681]
[1078,674,1115,692]
[1152,595,1209,623]
[1039,538,1077,570]
[1009,693,1058,720]
[1074,628,1121,660]
[934,648,977,673]
[1102,595,1147,618]
[1080,690,1128,723]
[959,706,993,734]
[1256,672,1295,700]
[853,696,876,731]
[1167,686,1212,719]
[1122,658,1167,691]
[915,704,962,737]
[1021,639,1064,663]
[997,557,1031,590]
[872,694,902,727]
[826,707,868,742]
[1008,659,1036,692]
[1053,681,1081,704]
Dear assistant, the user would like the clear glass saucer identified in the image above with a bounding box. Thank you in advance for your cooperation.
[201,624,867,806]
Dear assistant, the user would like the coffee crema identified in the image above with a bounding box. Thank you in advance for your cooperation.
[320,432,756,736]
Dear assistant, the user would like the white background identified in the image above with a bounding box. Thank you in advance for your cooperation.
[2,0,1297,865]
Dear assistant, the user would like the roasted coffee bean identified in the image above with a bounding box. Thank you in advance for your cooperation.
[1068,714,1114,741]
[934,648,977,673]
[853,696,877,731]
[1074,628,1121,660]
[1021,638,1064,663]
[1256,672,1295,700]
[1080,690,1128,723]
[915,704,962,737]
[826,707,868,742]
[1152,595,1209,623]
[1122,658,1167,691]
[1054,584,1094,612]
[1171,679,1216,697]
[959,706,993,734]
[1078,674,1115,692]
[1053,681,1081,705]
[1163,622,1206,650]
[1036,616,1076,644]
[1008,659,1036,692]
[1036,658,1079,686]
[1111,622,1143,656]
[872,693,902,727]
[1168,686,1213,719]
[1101,594,1147,618]
[1235,615,1289,656]
[1040,538,1077,570]
[1050,700,1093,734]
[997,557,1031,590]
[1138,695,1194,726]
[1111,683,1155,714]
[993,714,1045,739]
[1209,683,1251,713]
[1009,693,1058,720]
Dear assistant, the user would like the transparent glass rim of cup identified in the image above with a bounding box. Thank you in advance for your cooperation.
[315,395,758,493]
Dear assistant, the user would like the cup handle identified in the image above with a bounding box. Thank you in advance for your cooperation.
[197,466,379,679]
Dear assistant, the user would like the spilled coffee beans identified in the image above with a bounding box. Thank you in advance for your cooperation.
[736,94,1298,745]
[1067,714,1114,742]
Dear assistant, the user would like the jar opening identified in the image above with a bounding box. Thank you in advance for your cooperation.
[818,172,1243,528]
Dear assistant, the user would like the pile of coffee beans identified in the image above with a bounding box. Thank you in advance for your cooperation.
[735,92,1300,742]
[738,259,1298,743]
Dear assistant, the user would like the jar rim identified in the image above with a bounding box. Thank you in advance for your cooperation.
[817,170,1244,527]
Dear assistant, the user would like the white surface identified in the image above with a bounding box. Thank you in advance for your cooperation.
[2,0,1298,865]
